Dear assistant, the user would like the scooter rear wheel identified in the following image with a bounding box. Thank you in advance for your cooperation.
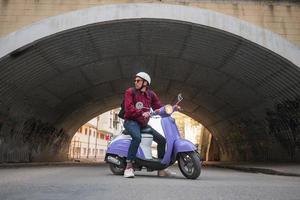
[109,163,125,175]
[178,151,201,179]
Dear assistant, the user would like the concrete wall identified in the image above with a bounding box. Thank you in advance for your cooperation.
[0,117,70,162]
[1,0,300,46]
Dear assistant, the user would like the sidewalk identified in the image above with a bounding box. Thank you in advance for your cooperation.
[204,161,300,177]
[0,160,106,168]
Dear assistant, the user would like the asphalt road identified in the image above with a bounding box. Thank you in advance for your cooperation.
[0,164,299,200]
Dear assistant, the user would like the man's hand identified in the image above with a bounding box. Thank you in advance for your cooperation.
[142,112,151,118]
[174,105,182,111]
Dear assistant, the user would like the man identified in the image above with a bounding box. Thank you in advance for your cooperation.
[123,72,174,178]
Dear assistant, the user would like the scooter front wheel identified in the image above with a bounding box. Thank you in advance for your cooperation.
[178,151,201,179]
[109,163,125,175]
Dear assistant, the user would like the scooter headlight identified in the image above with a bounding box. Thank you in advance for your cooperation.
[165,104,173,115]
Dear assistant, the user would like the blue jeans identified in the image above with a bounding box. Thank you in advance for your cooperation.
[124,120,166,162]
[124,120,142,162]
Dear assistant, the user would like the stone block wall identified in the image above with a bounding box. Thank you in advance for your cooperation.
[0,0,299,46]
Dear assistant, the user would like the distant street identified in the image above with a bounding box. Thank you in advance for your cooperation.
[0,165,299,200]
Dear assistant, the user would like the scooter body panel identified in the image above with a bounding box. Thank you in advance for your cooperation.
[160,117,179,165]
[106,138,145,159]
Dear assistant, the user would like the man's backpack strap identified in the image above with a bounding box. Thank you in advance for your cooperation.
[118,87,136,119]
[147,89,154,105]
[131,87,136,98]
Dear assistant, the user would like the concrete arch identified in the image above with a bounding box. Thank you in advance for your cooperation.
[0,3,300,162]
[0,3,299,66]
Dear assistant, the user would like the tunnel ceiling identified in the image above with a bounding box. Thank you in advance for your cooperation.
[1,18,300,160]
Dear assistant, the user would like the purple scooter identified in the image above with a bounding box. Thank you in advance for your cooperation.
[105,94,201,179]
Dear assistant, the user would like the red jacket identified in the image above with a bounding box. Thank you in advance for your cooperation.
[124,87,162,127]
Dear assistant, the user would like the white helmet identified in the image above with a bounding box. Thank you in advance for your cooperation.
[136,72,151,85]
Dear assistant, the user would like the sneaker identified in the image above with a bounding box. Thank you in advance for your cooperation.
[157,169,176,177]
[124,168,135,178]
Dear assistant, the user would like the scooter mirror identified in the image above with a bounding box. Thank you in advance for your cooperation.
[176,93,183,104]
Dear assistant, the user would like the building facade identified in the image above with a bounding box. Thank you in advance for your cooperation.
[68,108,123,161]
[96,108,124,140]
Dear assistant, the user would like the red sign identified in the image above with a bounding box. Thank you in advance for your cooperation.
[105,134,110,141]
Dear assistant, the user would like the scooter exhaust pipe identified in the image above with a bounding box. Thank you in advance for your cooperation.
[106,156,121,166]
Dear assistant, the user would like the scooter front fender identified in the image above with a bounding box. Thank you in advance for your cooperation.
[172,139,197,162]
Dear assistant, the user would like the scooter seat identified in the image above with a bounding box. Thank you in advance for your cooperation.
[141,127,152,133]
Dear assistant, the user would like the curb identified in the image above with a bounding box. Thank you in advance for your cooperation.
[205,163,300,177]
[0,161,106,168]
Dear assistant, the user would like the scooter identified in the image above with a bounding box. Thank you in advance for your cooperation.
[105,94,201,179]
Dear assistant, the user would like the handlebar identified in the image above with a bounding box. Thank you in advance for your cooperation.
[144,93,183,118]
